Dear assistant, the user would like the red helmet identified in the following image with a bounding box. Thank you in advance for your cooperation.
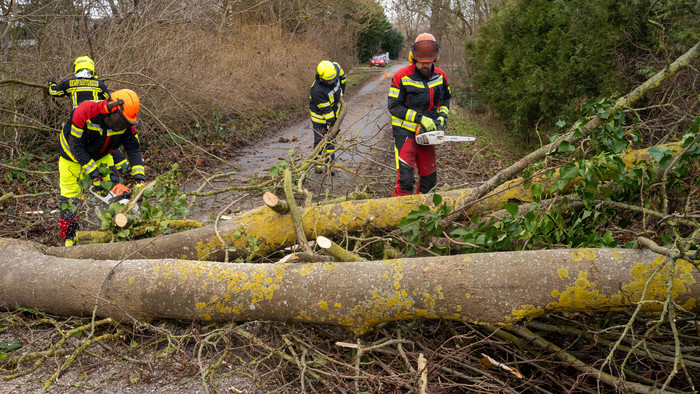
[410,33,440,63]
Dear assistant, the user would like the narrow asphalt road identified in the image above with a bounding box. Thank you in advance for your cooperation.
[186,63,407,221]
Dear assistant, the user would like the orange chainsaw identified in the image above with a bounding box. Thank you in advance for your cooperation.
[89,183,141,215]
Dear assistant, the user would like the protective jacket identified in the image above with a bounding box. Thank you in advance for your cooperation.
[49,77,109,108]
[388,64,451,137]
[59,100,145,179]
[309,62,346,130]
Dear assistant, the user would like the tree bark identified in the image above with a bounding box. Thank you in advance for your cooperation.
[2,238,698,335]
[44,143,681,262]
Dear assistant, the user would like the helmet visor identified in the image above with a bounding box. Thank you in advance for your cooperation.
[413,40,439,62]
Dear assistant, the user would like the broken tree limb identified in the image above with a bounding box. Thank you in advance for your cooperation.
[317,236,364,262]
[284,168,312,254]
[43,143,684,262]
[450,40,699,218]
[2,238,699,335]
[263,191,289,214]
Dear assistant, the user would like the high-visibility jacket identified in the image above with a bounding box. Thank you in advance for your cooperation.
[59,100,145,178]
[49,77,109,108]
[309,62,346,129]
[388,64,451,137]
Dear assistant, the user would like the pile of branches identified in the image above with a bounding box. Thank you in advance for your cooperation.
[2,310,698,392]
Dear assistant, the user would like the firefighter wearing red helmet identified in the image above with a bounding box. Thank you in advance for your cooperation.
[388,33,451,196]
[57,89,146,246]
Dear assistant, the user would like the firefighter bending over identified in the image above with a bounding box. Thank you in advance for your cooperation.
[309,60,346,175]
[58,89,146,246]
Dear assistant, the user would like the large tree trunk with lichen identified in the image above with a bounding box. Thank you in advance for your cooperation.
[2,238,698,334]
[43,143,681,263]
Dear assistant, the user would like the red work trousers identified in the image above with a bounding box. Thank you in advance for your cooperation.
[393,135,436,196]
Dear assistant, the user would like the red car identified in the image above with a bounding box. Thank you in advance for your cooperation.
[370,55,386,67]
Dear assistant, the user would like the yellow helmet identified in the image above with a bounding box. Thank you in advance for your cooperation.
[73,56,95,74]
[316,60,337,81]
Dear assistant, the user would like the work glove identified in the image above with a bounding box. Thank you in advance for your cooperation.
[437,116,446,129]
[132,175,146,201]
[90,172,109,197]
[133,174,146,191]
[419,116,437,132]
[47,77,56,87]
[104,98,124,114]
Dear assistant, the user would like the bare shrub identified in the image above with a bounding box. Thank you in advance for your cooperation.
[0,0,360,154]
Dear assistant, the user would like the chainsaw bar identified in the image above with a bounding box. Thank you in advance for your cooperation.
[444,135,477,142]
[415,130,477,145]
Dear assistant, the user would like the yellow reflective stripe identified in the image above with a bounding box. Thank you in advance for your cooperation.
[401,77,424,89]
[427,76,443,88]
[394,145,400,170]
[131,165,145,176]
[86,121,101,133]
[406,109,417,122]
[392,116,419,132]
[82,159,97,174]
[107,129,126,137]
[317,101,331,109]
[70,124,83,138]
[309,111,326,123]
[310,116,325,123]
[437,106,449,115]
[114,158,129,169]
[388,87,399,98]
[59,132,78,162]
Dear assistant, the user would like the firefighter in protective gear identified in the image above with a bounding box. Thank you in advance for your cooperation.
[58,89,146,246]
[48,56,131,174]
[309,60,346,174]
[388,33,451,196]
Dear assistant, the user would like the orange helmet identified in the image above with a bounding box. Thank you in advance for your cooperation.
[409,33,440,63]
[105,89,140,124]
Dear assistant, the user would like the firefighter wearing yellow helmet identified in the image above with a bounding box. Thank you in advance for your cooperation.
[57,89,146,246]
[388,33,451,196]
[48,56,109,108]
[48,56,133,175]
[309,60,346,174]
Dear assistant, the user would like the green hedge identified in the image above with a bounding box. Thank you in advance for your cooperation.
[466,0,699,140]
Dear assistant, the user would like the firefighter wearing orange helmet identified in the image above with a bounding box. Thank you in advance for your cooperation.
[57,89,146,246]
[388,33,451,196]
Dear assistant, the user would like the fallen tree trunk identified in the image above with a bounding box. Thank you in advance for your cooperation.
[2,238,698,334]
[44,143,681,262]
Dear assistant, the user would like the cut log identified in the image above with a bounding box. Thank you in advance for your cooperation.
[263,191,289,214]
[2,238,699,335]
[317,236,364,262]
[113,213,137,228]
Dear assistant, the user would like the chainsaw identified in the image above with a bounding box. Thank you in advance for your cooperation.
[415,129,477,146]
[89,182,140,215]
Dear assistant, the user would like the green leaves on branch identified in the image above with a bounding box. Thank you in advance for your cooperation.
[398,194,451,257]
[398,102,698,256]
[100,164,190,242]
